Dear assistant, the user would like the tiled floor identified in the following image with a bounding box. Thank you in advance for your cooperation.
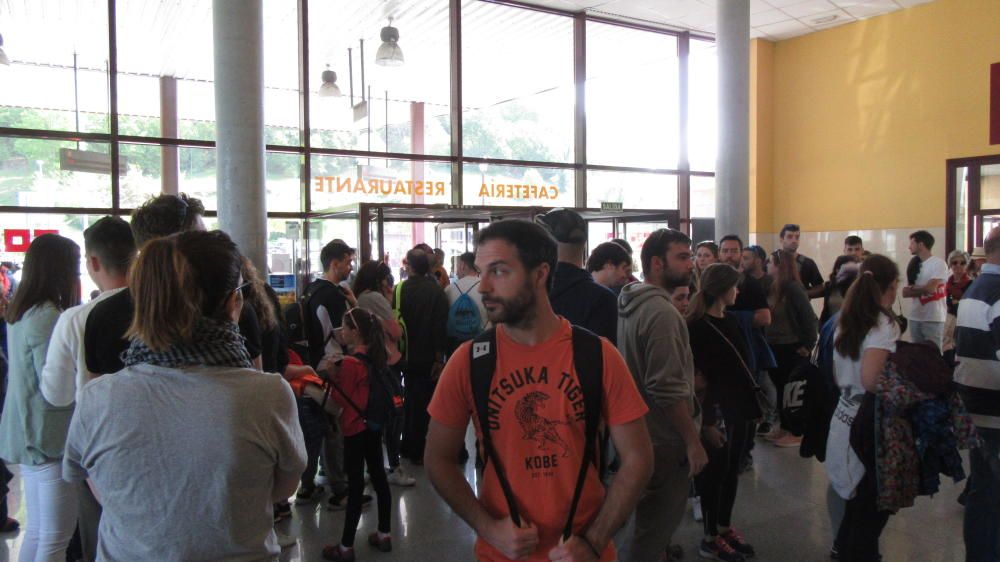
[0,436,967,561]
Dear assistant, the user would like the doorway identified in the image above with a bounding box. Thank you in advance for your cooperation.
[947,154,1000,252]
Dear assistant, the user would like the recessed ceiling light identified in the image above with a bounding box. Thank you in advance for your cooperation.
[813,14,838,24]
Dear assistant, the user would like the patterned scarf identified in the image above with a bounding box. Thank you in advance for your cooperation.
[122,316,253,369]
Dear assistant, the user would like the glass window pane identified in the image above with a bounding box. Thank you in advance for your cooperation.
[689,39,717,172]
[116,0,216,141]
[0,138,112,208]
[586,23,678,168]
[0,213,125,298]
[956,166,968,251]
[979,164,1000,209]
[311,156,451,211]
[179,147,218,211]
[0,4,109,133]
[308,0,450,155]
[265,153,303,213]
[587,170,678,210]
[463,164,574,208]
[691,175,715,218]
[462,2,574,163]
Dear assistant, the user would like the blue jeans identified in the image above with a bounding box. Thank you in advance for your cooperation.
[966,427,1000,562]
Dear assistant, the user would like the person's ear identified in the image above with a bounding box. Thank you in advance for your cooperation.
[225,290,242,322]
[535,263,550,290]
[88,255,102,273]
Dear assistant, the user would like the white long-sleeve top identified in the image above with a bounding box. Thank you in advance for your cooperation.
[40,287,125,407]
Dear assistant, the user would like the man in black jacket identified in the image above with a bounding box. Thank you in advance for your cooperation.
[395,247,449,464]
[538,209,617,344]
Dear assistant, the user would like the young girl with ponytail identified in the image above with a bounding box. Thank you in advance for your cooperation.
[687,263,762,562]
[826,254,900,562]
[304,307,393,561]
[61,231,307,561]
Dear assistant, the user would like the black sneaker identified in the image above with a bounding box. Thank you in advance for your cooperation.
[755,422,773,436]
[699,537,744,561]
[721,528,755,558]
[327,491,374,511]
[295,485,325,505]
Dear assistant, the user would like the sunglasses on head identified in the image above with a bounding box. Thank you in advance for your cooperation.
[233,281,251,295]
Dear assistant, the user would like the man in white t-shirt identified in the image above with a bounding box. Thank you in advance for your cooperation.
[444,252,487,350]
[902,230,948,349]
[39,216,135,562]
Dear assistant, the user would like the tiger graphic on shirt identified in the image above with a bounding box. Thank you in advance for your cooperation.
[514,391,571,458]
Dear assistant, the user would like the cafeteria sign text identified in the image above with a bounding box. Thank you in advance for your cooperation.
[314,176,561,201]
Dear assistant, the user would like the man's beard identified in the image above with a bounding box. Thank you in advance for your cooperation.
[658,269,692,291]
[482,281,537,328]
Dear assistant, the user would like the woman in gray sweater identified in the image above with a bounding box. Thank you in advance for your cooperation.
[0,234,81,562]
[764,249,818,448]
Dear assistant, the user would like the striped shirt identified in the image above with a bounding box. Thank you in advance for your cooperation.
[954,263,1000,429]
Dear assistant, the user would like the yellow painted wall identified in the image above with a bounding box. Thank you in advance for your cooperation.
[761,0,1000,233]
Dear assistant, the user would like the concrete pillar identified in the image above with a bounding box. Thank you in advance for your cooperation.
[213,0,268,274]
[160,76,179,195]
[716,0,750,242]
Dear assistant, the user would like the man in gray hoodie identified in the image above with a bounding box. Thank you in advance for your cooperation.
[618,228,707,562]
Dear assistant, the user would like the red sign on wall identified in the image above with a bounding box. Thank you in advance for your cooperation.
[3,229,61,253]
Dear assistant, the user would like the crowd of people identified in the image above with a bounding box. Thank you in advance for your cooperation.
[0,197,993,562]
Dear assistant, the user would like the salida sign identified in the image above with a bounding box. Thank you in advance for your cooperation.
[314,175,561,201]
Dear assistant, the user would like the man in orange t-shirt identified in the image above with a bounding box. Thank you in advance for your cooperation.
[426,219,653,562]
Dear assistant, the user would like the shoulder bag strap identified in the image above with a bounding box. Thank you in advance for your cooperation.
[563,326,603,541]
[469,328,522,527]
[703,318,761,391]
[323,364,367,423]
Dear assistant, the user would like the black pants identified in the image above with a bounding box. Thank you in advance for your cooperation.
[341,430,392,548]
[298,398,329,489]
[768,343,806,434]
[401,363,435,462]
[383,368,404,469]
[835,449,890,561]
[695,418,753,537]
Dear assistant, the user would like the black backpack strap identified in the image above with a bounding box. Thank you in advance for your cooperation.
[469,328,522,527]
[563,326,604,541]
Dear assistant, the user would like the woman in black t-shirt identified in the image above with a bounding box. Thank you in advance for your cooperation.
[687,264,763,561]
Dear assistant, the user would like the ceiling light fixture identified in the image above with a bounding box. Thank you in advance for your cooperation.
[813,14,838,24]
[375,17,404,67]
[0,34,9,66]
[319,65,342,97]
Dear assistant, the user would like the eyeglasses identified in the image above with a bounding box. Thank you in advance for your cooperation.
[233,281,251,295]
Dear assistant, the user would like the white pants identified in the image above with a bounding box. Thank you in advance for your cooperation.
[908,319,944,350]
[19,462,78,562]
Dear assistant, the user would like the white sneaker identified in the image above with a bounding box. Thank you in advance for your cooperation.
[692,496,703,522]
[275,530,297,548]
[387,467,416,487]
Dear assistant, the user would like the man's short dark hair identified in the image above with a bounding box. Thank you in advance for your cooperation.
[406,248,431,276]
[458,251,476,271]
[745,245,768,263]
[413,243,433,255]
[910,230,935,250]
[320,240,355,272]
[985,232,1000,257]
[641,228,691,277]
[130,193,205,247]
[844,235,863,247]
[779,224,800,238]
[586,242,631,273]
[84,216,136,275]
[611,238,633,255]
[719,234,743,250]
[477,219,557,291]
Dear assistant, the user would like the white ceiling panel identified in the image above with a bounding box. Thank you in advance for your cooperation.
[780,0,839,19]
[751,9,796,26]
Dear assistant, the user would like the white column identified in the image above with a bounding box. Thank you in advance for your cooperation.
[213,0,268,273]
[716,0,750,241]
[160,76,179,195]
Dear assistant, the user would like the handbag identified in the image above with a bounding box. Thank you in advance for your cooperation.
[703,318,769,419]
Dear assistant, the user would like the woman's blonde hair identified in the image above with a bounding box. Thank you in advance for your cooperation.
[127,231,242,352]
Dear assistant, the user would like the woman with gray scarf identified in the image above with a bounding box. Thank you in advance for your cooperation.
[62,230,306,561]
